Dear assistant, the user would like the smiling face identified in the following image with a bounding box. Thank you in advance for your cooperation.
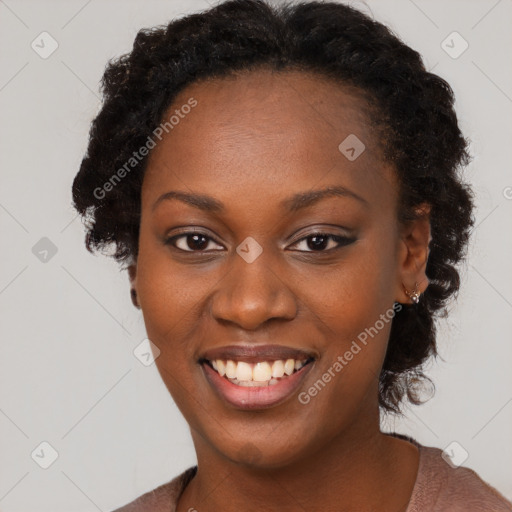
[129,68,429,469]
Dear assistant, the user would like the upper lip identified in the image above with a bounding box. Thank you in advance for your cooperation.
[199,344,318,363]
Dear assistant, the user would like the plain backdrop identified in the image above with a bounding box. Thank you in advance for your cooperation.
[0,0,511,510]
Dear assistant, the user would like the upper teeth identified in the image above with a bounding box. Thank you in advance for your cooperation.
[210,358,307,382]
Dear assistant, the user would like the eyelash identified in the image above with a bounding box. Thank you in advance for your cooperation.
[164,230,356,254]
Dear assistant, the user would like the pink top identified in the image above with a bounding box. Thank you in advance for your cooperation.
[113,436,512,511]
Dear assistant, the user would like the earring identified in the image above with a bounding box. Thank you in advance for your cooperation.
[130,288,140,308]
[403,282,421,304]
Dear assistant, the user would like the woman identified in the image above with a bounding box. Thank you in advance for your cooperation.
[71,0,512,510]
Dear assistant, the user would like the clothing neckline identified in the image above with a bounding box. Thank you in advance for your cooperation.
[384,432,425,511]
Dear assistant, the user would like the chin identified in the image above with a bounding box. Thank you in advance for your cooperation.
[205,429,316,470]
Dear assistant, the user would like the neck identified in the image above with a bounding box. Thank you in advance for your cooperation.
[177,407,419,512]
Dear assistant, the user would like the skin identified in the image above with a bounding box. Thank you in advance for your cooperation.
[128,69,431,512]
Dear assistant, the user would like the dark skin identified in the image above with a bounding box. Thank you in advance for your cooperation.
[128,69,431,512]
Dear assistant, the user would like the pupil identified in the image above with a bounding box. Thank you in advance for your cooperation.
[308,235,328,251]
[188,234,207,250]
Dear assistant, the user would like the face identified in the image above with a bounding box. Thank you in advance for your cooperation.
[130,69,429,468]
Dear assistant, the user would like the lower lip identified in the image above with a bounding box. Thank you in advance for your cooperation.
[202,362,314,410]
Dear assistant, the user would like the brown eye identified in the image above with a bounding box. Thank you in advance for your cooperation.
[165,232,224,252]
[290,233,356,252]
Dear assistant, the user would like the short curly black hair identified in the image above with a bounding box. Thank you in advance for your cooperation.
[72,0,475,414]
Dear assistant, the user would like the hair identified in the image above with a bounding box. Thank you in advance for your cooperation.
[71,0,475,414]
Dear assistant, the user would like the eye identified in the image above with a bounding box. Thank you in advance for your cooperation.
[165,232,224,252]
[289,232,356,252]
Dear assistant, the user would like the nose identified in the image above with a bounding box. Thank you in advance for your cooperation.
[211,250,298,330]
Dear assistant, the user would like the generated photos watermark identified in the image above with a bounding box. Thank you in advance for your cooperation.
[298,302,402,405]
[93,97,198,200]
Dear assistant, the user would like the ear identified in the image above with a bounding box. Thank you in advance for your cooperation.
[395,203,432,304]
[127,263,140,309]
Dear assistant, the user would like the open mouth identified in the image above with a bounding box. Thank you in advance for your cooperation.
[201,357,315,387]
[198,344,318,409]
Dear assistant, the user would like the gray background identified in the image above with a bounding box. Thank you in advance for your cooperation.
[0,0,511,510]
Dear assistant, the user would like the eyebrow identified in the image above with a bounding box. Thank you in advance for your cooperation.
[152,185,368,213]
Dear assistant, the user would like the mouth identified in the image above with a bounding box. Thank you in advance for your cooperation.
[199,344,317,410]
[202,357,314,386]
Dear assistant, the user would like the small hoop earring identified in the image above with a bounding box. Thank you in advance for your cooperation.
[403,282,421,304]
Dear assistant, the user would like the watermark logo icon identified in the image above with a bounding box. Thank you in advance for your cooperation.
[31,32,59,59]
[441,32,469,59]
[238,442,263,464]
[236,236,263,263]
[133,338,161,366]
[31,441,59,469]
[441,441,469,468]
[338,134,365,161]
[32,237,58,263]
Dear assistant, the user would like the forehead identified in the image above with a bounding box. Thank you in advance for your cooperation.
[142,68,396,215]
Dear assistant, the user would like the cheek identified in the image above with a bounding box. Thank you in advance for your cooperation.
[303,234,396,340]
[135,232,203,369]
[295,233,398,413]
[135,241,210,423]
[136,225,204,331]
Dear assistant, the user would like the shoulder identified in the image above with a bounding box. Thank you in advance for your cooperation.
[111,466,197,512]
[407,441,512,512]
